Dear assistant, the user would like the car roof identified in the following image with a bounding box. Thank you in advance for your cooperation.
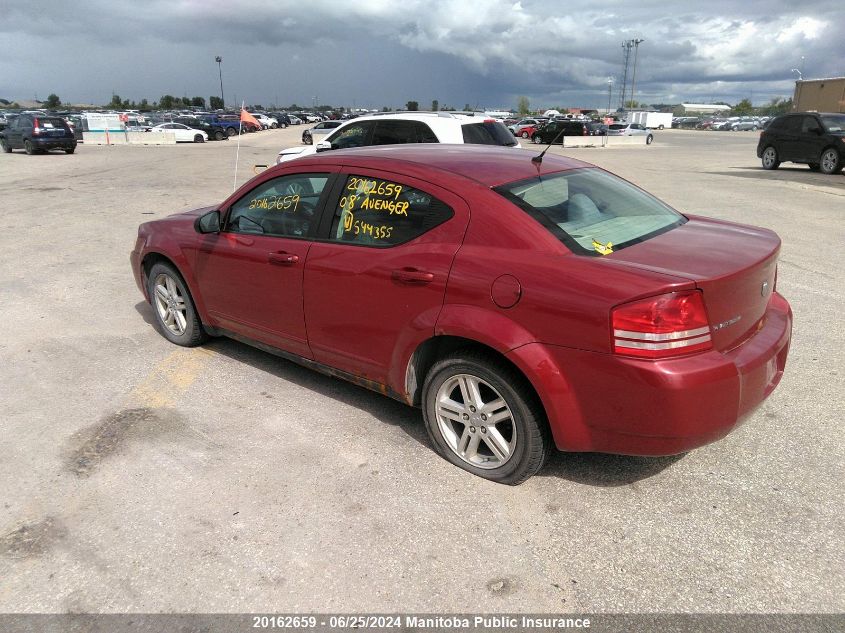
[284,144,592,187]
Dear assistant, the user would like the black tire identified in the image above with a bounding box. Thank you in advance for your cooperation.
[270,123,278,129]
[226,127,237,137]
[422,351,551,485]
[24,140,34,155]
[0,138,11,153]
[532,134,543,144]
[819,148,842,175]
[521,131,529,138]
[303,133,312,145]
[193,134,204,143]
[65,147,75,154]
[658,124,665,130]
[761,146,780,170]
[214,130,225,141]
[646,134,654,145]
[146,262,208,347]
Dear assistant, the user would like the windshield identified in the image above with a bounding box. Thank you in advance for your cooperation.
[494,168,686,256]
[462,121,518,146]
[821,114,845,132]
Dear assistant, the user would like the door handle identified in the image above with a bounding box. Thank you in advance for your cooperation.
[391,268,434,284]
[268,252,299,265]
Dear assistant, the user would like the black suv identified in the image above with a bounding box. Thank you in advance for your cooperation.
[530,119,595,144]
[757,112,844,174]
[0,113,77,154]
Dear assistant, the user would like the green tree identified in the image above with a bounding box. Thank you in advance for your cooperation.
[109,94,122,108]
[159,95,175,109]
[431,99,439,111]
[191,96,206,108]
[139,98,150,110]
[733,98,754,115]
[45,94,61,109]
[209,96,223,110]
[406,100,419,111]
[517,96,530,115]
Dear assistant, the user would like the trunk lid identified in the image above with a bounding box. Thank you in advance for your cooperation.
[608,215,780,351]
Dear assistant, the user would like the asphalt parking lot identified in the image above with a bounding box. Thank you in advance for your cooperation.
[0,127,842,614]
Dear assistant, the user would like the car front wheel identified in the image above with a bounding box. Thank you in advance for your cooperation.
[532,135,543,144]
[24,140,35,155]
[147,263,208,347]
[819,148,842,174]
[0,138,11,153]
[646,134,654,145]
[761,146,780,170]
[193,134,204,143]
[422,352,551,485]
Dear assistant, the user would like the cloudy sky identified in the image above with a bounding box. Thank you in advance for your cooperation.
[1,1,842,111]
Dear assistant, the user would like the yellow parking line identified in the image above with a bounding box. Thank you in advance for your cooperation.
[128,347,216,408]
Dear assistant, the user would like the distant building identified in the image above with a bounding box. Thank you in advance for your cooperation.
[679,103,732,115]
[793,77,845,113]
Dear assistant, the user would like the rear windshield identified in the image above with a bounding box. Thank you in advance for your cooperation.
[462,121,518,146]
[39,117,70,129]
[494,168,686,256]
[821,114,845,132]
[608,124,627,130]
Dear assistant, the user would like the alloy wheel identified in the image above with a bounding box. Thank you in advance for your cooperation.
[153,273,188,336]
[434,374,517,469]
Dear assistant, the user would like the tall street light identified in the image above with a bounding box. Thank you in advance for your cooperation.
[215,56,224,109]
[629,39,644,110]
[607,78,613,115]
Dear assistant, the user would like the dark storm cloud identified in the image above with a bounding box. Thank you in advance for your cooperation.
[1,0,842,109]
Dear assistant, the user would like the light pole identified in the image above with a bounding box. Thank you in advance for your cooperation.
[215,56,224,109]
[607,78,613,115]
[629,38,644,110]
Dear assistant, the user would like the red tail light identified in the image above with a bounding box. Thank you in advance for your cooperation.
[612,291,712,359]
[32,117,41,135]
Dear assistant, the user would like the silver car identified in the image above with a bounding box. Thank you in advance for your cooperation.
[606,123,654,144]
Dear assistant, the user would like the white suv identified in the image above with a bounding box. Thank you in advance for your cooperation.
[276,111,520,163]
[250,113,278,129]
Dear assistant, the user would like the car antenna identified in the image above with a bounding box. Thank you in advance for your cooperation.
[531,128,566,164]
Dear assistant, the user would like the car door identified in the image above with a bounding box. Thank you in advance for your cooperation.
[304,169,470,386]
[776,115,803,162]
[191,171,335,358]
[7,115,25,147]
[799,115,826,163]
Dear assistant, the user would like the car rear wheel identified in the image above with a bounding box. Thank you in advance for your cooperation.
[422,352,551,485]
[24,140,35,155]
[214,130,225,141]
[646,134,654,145]
[532,135,543,144]
[819,148,842,174]
[521,131,530,138]
[65,147,75,154]
[193,134,204,143]
[226,127,237,137]
[761,146,780,170]
[303,133,312,145]
[0,139,11,153]
[147,263,208,347]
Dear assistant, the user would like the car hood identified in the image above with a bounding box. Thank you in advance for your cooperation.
[277,145,318,163]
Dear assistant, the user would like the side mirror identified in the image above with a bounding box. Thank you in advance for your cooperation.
[315,140,332,152]
[195,210,221,234]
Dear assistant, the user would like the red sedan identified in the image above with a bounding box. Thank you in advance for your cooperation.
[131,145,791,484]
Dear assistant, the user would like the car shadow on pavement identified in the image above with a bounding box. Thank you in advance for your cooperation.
[135,301,689,485]
[127,299,433,448]
[712,167,845,184]
[539,451,686,487]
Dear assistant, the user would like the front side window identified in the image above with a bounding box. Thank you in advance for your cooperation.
[227,173,329,238]
[821,114,845,132]
[495,168,685,256]
[326,121,374,149]
[329,175,453,247]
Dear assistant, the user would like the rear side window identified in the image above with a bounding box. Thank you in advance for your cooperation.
[326,121,374,149]
[495,168,685,256]
[329,175,453,247]
[371,120,438,145]
[462,121,517,146]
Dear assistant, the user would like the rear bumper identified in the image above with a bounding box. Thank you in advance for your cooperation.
[514,292,792,456]
[32,137,76,150]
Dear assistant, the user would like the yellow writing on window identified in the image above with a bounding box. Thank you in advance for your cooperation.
[347,177,403,201]
[248,194,300,212]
